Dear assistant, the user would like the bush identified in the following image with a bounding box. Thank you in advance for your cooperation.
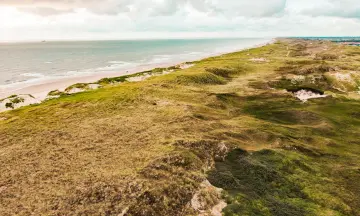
[208,149,310,216]
[98,76,127,84]
[206,65,248,78]
[205,68,236,78]
[10,97,25,104]
[64,83,88,92]
[289,43,310,57]
[277,62,334,75]
[315,53,338,60]
[5,102,14,109]
[174,72,226,85]
[48,90,63,96]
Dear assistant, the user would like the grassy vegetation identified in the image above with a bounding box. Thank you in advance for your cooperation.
[0,39,360,215]
[210,94,360,216]
[96,66,180,85]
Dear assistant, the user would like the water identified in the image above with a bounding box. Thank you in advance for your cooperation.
[0,38,270,89]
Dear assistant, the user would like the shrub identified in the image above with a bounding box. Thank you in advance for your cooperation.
[277,62,334,75]
[205,68,236,78]
[167,66,180,70]
[5,102,14,109]
[48,90,63,96]
[10,97,25,104]
[206,65,248,78]
[64,83,88,92]
[289,43,310,57]
[9,94,18,98]
[174,73,226,85]
[98,76,127,84]
[315,53,338,60]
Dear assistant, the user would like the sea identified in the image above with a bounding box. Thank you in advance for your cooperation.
[0,38,270,91]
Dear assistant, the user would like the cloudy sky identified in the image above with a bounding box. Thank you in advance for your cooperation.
[0,0,359,41]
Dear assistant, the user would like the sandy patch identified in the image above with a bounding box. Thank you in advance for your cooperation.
[66,88,85,94]
[162,69,175,74]
[0,94,41,112]
[118,207,129,216]
[64,83,101,94]
[328,71,360,92]
[46,95,61,100]
[334,72,353,82]
[191,180,227,216]
[291,75,306,84]
[294,89,327,102]
[191,192,203,211]
[0,186,7,194]
[250,58,270,63]
[179,63,195,69]
[0,83,102,112]
[126,74,152,82]
[127,69,176,82]
[211,201,227,216]
[88,84,101,90]
[155,100,173,106]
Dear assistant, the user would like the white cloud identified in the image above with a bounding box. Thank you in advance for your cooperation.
[0,0,360,41]
[300,0,360,18]
[0,0,287,17]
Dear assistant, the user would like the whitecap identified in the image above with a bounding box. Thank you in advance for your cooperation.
[147,55,173,64]
[185,51,204,55]
[96,62,138,71]
[107,61,130,64]
[20,73,45,78]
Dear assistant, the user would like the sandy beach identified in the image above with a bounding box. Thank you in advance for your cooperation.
[0,62,175,99]
[0,39,273,112]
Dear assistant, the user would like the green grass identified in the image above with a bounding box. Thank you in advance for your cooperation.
[96,66,180,85]
[216,92,360,215]
[0,39,360,215]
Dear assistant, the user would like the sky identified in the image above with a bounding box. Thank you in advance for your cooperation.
[0,0,360,41]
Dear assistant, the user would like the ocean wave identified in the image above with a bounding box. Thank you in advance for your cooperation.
[184,51,204,55]
[107,61,130,64]
[0,75,56,92]
[147,55,173,64]
[20,73,46,78]
[96,62,139,71]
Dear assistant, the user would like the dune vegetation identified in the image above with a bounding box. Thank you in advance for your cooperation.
[0,39,360,216]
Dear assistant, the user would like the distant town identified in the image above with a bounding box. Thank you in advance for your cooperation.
[297,37,360,46]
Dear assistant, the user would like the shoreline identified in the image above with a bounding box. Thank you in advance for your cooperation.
[2,38,360,216]
[0,62,177,99]
[0,39,274,111]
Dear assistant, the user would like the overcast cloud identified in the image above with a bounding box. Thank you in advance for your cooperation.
[0,0,359,41]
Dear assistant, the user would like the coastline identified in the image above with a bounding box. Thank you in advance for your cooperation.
[2,38,360,216]
[0,62,175,99]
[0,39,274,111]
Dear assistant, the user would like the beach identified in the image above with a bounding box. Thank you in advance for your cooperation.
[0,38,272,111]
[0,62,174,99]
